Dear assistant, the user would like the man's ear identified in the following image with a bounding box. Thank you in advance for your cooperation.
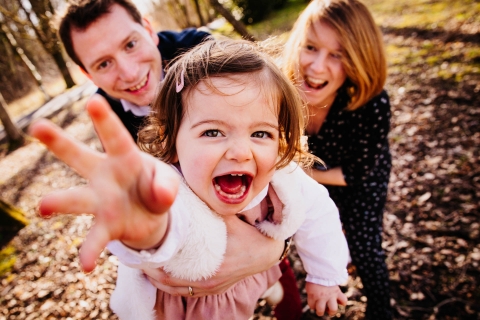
[80,66,92,80]
[143,17,159,46]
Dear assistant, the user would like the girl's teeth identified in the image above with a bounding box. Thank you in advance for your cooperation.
[214,184,246,199]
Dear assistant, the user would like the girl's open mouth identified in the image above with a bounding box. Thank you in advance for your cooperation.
[213,173,252,203]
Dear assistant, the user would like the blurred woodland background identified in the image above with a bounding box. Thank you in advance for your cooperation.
[0,0,479,319]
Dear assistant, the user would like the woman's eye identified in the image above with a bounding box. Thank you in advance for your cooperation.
[331,52,342,59]
[306,45,316,52]
[203,130,221,137]
[252,131,270,138]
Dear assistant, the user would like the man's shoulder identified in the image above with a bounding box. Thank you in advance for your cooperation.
[157,28,211,61]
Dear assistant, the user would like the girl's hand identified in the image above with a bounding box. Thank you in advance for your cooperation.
[29,95,179,273]
[305,282,347,316]
[143,216,284,296]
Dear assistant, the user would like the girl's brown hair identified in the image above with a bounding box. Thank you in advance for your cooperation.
[138,39,315,169]
[282,0,387,111]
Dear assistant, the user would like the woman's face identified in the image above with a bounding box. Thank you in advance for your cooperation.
[298,20,347,108]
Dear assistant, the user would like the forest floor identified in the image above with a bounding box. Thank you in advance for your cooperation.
[1,3,479,320]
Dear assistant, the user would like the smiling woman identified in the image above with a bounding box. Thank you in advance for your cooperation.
[281,0,393,319]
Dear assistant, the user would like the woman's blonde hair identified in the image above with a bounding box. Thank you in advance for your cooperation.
[139,39,316,169]
[282,0,387,111]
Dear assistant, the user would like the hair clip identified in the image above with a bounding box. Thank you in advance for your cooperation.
[176,69,185,93]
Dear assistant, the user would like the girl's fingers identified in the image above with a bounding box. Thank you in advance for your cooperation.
[338,292,348,306]
[86,95,137,156]
[79,222,112,273]
[314,300,326,316]
[29,119,101,178]
[326,298,338,316]
[38,187,98,217]
[138,154,180,214]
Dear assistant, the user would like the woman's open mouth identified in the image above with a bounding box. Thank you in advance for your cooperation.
[213,173,252,203]
[304,76,328,90]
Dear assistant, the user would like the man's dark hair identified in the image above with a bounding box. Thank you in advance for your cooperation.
[58,0,143,71]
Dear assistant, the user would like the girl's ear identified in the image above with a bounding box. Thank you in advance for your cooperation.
[171,153,179,163]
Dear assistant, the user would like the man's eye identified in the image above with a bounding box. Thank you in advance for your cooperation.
[252,131,270,138]
[203,130,221,137]
[126,40,137,50]
[98,61,110,70]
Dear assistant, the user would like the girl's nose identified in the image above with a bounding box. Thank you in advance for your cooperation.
[225,138,253,162]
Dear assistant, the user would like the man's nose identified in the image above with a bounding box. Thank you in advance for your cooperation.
[117,56,139,83]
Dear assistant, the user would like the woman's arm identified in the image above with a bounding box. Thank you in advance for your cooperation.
[306,166,347,186]
[143,216,284,297]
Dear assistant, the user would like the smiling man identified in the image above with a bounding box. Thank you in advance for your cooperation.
[58,0,210,141]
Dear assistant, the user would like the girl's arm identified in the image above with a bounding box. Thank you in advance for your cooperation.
[293,167,349,286]
[29,95,180,272]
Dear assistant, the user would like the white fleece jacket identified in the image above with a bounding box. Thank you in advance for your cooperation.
[107,162,349,320]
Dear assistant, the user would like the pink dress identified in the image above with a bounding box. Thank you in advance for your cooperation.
[154,266,281,320]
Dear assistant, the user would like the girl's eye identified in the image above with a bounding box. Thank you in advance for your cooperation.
[203,130,221,137]
[305,45,316,52]
[252,131,271,139]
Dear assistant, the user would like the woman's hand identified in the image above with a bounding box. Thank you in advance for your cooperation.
[307,167,347,186]
[29,95,179,273]
[143,216,284,297]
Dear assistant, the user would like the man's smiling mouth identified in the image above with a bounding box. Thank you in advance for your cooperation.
[127,75,148,92]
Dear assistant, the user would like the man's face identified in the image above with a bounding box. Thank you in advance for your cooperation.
[72,4,162,106]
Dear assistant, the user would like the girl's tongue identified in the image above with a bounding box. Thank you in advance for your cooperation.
[215,175,245,194]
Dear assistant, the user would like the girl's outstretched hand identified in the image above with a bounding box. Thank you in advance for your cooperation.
[29,95,180,273]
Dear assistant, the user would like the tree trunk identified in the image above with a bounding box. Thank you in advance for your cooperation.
[0,91,25,149]
[192,0,205,26]
[209,0,255,41]
[20,0,76,88]
[0,22,50,100]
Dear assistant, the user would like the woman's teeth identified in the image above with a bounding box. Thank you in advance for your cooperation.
[128,76,147,91]
[306,77,327,89]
